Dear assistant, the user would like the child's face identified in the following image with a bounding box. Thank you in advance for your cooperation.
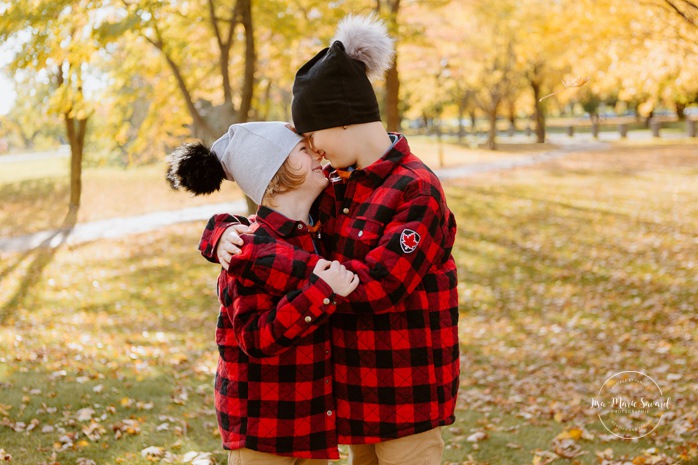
[305,126,357,169]
[287,139,328,198]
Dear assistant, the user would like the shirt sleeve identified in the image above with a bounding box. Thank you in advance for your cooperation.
[226,239,343,358]
[199,214,250,263]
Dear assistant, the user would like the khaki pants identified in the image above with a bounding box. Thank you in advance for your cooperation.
[228,448,329,465]
[348,427,444,465]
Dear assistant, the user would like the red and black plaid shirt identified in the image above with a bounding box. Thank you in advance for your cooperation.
[201,134,459,445]
[206,207,341,459]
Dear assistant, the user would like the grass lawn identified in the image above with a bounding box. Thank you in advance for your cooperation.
[0,140,545,238]
[0,162,244,238]
[0,141,697,464]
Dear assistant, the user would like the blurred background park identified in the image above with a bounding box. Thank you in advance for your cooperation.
[0,0,697,464]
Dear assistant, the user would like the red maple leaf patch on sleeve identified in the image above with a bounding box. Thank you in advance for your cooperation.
[399,229,421,253]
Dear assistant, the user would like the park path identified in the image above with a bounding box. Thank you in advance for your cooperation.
[0,140,608,253]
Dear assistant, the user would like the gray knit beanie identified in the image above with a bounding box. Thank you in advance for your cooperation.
[210,122,302,204]
[166,122,303,204]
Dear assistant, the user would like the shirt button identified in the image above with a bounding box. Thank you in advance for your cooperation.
[343,207,349,214]
[358,230,363,237]
[322,298,330,305]
[297,224,303,229]
[332,301,337,306]
[327,410,333,416]
[304,316,312,323]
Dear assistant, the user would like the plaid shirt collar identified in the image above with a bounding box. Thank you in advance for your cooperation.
[255,205,317,237]
[333,133,409,187]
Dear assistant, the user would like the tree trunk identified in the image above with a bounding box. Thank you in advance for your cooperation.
[208,0,237,107]
[376,0,401,132]
[676,101,686,120]
[385,59,400,131]
[20,131,35,150]
[238,0,255,123]
[239,0,255,212]
[531,80,546,143]
[64,114,88,208]
[645,108,655,128]
[487,107,498,150]
[457,92,465,143]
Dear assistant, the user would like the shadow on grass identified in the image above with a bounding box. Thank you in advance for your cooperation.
[0,177,69,237]
[0,205,78,324]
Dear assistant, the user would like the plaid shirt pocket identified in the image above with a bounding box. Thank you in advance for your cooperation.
[342,217,384,257]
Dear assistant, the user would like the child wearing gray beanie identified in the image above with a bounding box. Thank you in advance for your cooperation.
[166,121,358,462]
[200,14,459,465]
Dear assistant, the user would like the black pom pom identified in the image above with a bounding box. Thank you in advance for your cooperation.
[166,142,226,195]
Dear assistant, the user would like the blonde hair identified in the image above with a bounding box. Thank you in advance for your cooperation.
[260,156,307,207]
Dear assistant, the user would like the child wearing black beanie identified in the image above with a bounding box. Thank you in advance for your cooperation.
[201,15,459,465]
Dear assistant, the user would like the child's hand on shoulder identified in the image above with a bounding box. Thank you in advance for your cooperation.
[313,259,359,297]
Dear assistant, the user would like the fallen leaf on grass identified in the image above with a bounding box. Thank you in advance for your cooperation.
[677,442,698,461]
[466,431,488,442]
[552,438,586,459]
[0,417,37,434]
[141,446,165,461]
[555,426,593,441]
[171,386,189,405]
[82,421,107,440]
[532,449,558,465]
[76,458,96,465]
[632,448,674,465]
[0,449,10,461]
[76,407,95,422]
[57,432,79,450]
[23,418,40,433]
[111,419,141,439]
[182,451,217,465]
[136,401,154,410]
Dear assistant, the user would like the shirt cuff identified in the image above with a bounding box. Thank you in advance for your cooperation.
[300,274,342,325]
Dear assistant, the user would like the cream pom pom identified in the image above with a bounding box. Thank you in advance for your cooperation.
[332,14,395,81]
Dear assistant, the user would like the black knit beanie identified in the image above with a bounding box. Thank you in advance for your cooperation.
[292,15,395,135]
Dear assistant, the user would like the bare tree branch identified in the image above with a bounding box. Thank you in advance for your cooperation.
[665,0,698,26]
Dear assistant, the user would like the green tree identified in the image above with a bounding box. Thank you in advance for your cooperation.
[3,75,63,150]
[112,0,255,140]
[0,0,104,211]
